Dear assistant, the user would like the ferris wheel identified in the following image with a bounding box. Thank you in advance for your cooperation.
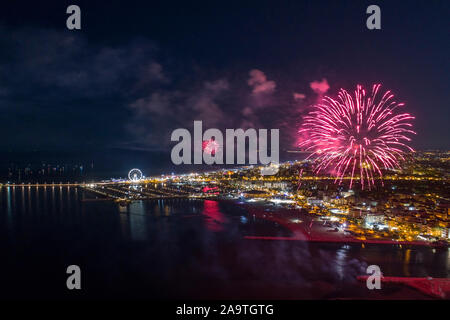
[128,168,143,181]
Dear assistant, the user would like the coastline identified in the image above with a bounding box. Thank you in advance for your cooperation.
[238,202,449,248]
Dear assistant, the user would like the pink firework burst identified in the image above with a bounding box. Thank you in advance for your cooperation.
[202,139,220,156]
[298,84,415,190]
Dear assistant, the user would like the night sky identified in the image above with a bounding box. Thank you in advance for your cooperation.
[1,0,449,160]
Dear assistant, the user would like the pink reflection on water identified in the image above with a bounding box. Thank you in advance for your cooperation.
[202,200,226,232]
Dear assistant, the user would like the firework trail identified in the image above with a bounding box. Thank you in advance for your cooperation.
[298,84,415,190]
[297,168,304,191]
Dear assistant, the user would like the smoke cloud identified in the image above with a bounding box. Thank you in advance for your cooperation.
[293,93,306,100]
[248,69,276,95]
[310,78,330,95]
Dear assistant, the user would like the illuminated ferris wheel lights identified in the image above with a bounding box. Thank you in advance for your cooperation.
[128,168,143,181]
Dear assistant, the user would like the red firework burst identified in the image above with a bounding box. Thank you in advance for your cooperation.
[298,84,415,189]
[202,139,220,156]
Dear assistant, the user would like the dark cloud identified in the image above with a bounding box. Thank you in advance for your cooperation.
[126,79,230,150]
[1,27,161,98]
[0,26,305,152]
[0,24,330,155]
[0,26,163,149]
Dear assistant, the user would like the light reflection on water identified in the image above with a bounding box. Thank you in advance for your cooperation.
[127,201,147,241]
[0,186,448,299]
[335,247,348,280]
[202,200,226,232]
